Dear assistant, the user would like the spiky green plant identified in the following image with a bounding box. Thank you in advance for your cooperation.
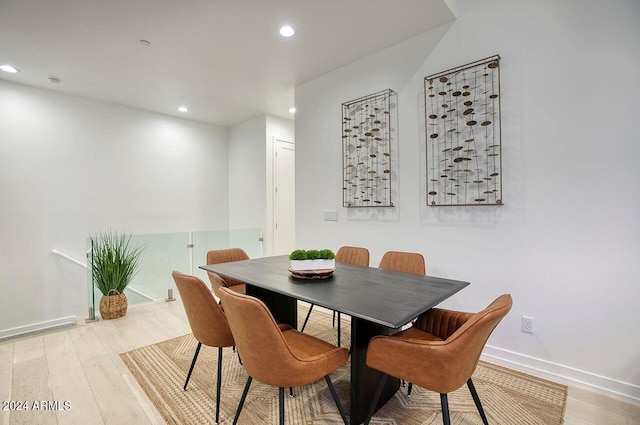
[90,230,144,296]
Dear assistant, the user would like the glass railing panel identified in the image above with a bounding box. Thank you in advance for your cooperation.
[229,228,262,259]
[128,232,189,303]
[88,229,262,315]
[192,229,227,282]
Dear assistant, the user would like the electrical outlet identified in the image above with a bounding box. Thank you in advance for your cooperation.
[521,316,534,334]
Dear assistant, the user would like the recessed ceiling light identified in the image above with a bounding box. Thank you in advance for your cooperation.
[288,107,296,114]
[48,77,61,84]
[139,39,151,47]
[279,25,295,37]
[178,106,188,112]
[0,65,19,73]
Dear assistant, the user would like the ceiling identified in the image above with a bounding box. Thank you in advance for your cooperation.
[0,0,455,127]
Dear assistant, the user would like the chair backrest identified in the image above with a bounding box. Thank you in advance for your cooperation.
[438,294,512,391]
[378,251,426,275]
[171,271,234,348]
[207,271,227,298]
[218,287,309,387]
[335,246,370,267]
[206,248,249,288]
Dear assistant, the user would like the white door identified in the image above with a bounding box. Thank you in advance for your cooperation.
[274,139,295,255]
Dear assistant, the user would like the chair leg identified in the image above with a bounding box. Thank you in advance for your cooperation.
[183,342,202,390]
[289,387,294,397]
[325,376,349,425]
[364,372,388,425]
[440,393,451,425]
[407,382,413,397]
[337,312,341,347]
[233,376,252,425]
[300,304,314,332]
[467,378,489,425]
[215,347,223,423]
[279,387,285,425]
[332,310,336,327]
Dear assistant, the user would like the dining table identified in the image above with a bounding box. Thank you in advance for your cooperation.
[201,254,469,424]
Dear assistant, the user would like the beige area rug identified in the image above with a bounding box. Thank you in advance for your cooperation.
[121,308,567,424]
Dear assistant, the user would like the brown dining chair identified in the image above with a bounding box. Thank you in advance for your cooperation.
[364,294,513,425]
[206,248,249,297]
[378,250,427,356]
[218,287,350,425]
[378,250,426,275]
[300,246,370,348]
[171,271,236,424]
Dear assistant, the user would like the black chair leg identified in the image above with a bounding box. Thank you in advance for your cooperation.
[183,342,202,390]
[467,378,489,425]
[215,347,223,423]
[337,312,341,347]
[364,372,388,425]
[407,382,413,397]
[325,376,349,425]
[279,387,285,425]
[332,310,336,327]
[300,304,314,332]
[440,393,451,425]
[233,376,252,425]
[289,387,294,397]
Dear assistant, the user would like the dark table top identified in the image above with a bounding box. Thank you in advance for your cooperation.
[201,255,469,329]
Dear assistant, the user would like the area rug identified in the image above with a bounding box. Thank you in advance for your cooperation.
[121,308,567,424]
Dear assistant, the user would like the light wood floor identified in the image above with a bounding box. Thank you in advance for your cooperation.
[1,299,638,425]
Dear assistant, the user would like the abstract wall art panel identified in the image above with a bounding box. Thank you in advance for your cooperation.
[342,89,397,208]
[425,55,502,206]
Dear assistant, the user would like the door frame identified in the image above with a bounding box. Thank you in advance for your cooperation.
[271,138,295,255]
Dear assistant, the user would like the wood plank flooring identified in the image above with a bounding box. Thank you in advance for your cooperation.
[1,299,638,425]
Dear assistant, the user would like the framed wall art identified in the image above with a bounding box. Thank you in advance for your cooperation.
[424,55,502,206]
[342,89,397,208]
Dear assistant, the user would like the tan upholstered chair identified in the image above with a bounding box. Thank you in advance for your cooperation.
[336,245,370,266]
[206,248,249,297]
[378,250,427,353]
[378,250,426,275]
[218,287,349,425]
[300,246,370,348]
[171,271,235,424]
[364,294,513,425]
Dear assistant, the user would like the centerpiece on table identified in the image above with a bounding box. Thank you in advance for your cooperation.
[289,249,336,279]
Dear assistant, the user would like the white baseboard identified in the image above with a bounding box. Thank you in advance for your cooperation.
[482,344,640,406]
[0,316,77,342]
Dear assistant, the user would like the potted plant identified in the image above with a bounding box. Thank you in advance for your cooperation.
[90,230,144,319]
[289,249,335,271]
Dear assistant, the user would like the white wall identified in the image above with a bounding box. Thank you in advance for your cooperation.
[0,80,229,335]
[228,115,267,235]
[295,0,640,403]
[228,114,294,257]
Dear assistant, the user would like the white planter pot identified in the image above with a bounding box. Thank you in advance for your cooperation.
[290,259,335,271]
